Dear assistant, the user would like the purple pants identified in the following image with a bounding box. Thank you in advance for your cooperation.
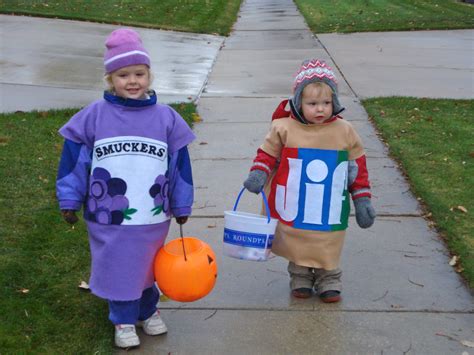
[108,285,159,325]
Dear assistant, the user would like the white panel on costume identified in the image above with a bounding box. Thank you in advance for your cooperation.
[276,158,302,222]
[328,161,348,225]
[91,136,169,225]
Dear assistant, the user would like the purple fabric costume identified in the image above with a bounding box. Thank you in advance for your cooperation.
[56,91,195,301]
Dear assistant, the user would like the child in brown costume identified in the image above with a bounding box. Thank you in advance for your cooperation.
[243,59,375,302]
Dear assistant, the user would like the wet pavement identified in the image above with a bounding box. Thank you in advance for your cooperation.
[1,1,473,354]
[318,30,474,99]
[0,15,224,112]
[154,0,473,353]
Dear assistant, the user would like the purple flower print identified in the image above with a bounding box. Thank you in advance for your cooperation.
[90,178,108,200]
[95,208,112,224]
[86,167,136,225]
[149,174,170,217]
[93,167,111,181]
[153,194,164,207]
[163,197,170,216]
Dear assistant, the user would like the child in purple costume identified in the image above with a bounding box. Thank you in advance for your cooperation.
[56,28,195,348]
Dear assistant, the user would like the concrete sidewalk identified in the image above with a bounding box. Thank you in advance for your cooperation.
[145,0,473,354]
[318,30,474,99]
[0,15,224,112]
[1,1,472,353]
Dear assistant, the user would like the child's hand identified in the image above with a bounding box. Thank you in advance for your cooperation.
[175,216,188,225]
[243,170,268,194]
[61,210,79,225]
[353,197,376,228]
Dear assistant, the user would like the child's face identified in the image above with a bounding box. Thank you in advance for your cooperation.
[301,85,333,124]
[110,64,150,99]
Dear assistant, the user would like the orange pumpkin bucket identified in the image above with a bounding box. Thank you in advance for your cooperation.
[154,227,218,302]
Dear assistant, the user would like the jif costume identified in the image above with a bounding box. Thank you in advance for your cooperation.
[249,60,373,295]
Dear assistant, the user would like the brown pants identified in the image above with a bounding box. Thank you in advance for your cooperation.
[288,262,342,294]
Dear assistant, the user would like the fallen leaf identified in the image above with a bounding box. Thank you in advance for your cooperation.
[380,110,385,116]
[78,281,90,290]
[18,288,30,294]
[192,113,202,122]
[455,206,468,213]
[159,294,170,302]
[449,255,459,266]
[461,340,474,348]
[199,142,208,145]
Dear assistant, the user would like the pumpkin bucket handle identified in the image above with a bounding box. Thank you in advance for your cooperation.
[233,187,272,224]
[179,224,188,261]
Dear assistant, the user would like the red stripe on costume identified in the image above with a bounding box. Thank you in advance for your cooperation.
[269,148,298,225]
[251,148,278,174]
[349,155,372,199]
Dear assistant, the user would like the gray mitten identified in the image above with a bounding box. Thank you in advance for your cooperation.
[243,170,268,194]
[353,197,376,228]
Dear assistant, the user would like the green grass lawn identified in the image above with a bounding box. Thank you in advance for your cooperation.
[0,104,196,353]
[294,0,474,33]
[0,0,243,36]
[363,98,474,287]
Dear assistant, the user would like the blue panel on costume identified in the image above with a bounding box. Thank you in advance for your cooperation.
[292,148,348,231]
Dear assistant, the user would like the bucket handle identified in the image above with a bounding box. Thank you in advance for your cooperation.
[233,187,272,224]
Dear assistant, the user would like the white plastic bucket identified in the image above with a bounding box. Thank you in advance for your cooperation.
[223,187,278,261]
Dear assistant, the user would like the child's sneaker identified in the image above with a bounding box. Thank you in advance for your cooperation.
[115,324,140,348]
[319,290,341,303]
[291,287,313,299]
[137,311,168,335]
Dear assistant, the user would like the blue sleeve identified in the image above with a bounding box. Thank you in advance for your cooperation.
[168,146,194,217]
[56,139,91,211]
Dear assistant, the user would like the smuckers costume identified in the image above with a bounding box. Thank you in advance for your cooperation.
[56,91,195,300]
[251,101,371,270]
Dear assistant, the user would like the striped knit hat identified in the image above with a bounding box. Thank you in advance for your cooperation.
[104,28,150,74]
[292,59,344,117]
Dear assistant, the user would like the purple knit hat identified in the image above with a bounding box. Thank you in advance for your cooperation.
[104,28,150,73]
